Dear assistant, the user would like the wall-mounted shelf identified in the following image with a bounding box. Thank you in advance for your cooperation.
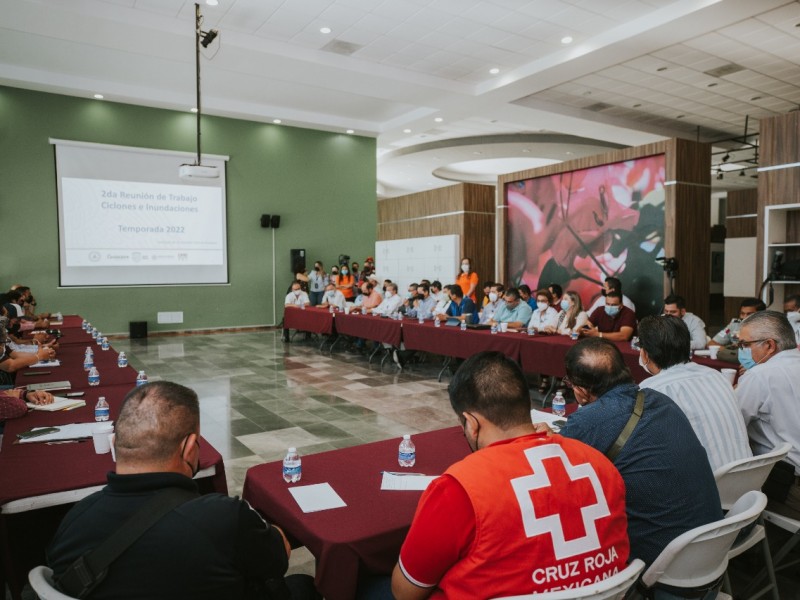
[763,203,800,308]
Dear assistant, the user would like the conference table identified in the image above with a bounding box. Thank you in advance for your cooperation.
[1,316,228,599]
[243,426,470,600]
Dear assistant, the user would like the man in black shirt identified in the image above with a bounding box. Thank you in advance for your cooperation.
[48,381,318,600]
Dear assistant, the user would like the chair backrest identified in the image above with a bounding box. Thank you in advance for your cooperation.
[641,490,767,590]
[492,559,645,600]
[714,443,792,509]
[28,566,80,600]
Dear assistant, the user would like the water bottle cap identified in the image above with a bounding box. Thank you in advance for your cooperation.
[288,447,296,453]
[403,434,410,440]
[138,370,145,375]
[99,396,105,401]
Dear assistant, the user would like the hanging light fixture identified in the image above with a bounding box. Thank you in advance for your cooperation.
[179,3,220,179]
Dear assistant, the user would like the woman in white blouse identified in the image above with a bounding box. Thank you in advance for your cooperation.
[527,289,559,332]
[547,290,589,335]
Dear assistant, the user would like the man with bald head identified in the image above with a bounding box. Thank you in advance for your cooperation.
[48,381,318,599]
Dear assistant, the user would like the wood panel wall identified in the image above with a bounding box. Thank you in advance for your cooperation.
[377,183,496,295]
[758,112,800,305]
[724,188,758,320]
[497,139,711,321]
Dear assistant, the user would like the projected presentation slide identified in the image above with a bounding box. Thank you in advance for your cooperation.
[62,178,224,267]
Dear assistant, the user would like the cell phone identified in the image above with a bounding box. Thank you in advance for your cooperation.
[65,392,85,397]
[17,427,60,440]
[24,371,50,376]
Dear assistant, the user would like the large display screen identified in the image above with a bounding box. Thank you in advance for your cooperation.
[506,155,666,315]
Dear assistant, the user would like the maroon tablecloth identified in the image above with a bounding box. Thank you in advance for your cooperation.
[284,306,335,335]
[242,427,470,600]
[19,343,138,391]
[334,312,403,346]
[402,321,523,360]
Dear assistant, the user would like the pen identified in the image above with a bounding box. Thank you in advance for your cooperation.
[24,371,51,376]
[61,404,83,411]
[381,471,426,476]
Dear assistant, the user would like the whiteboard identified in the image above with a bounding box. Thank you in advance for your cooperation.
[375,235,461,291]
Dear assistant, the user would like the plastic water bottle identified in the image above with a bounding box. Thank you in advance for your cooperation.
[282,448,302,483]
[83,349,94,371]
[418,315,424,324]
[434,317,441,328]
[117,351,128,367]
[329,305,334,314]
[91,328,99,340]
[96,331,104,345]
[136,370,148,387]
[398,434,416,467]
[552,391,566,417]
[94,396,110,422]
[460,320,467,331]
[101,337,110,351]
[81,319,88,330]
[88,366,100,387]
[527,327,536,336]
[490,323,498,335]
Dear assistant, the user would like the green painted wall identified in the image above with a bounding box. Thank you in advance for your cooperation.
[0,86,376,333]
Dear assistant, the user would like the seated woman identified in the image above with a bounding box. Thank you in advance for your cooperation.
[546,290,589,335]
[526,289,559,332]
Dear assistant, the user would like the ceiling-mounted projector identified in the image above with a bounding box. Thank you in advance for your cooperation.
[179,164,219,179]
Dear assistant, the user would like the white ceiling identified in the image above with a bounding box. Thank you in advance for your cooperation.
[1,0,798,196]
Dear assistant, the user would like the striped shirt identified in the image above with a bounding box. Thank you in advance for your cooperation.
[640,362,752,471]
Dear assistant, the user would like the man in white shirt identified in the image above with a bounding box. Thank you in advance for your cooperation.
[637,315,751,471]
[317,282,346,312]
[432,284,451,317]
[784,294,800,345]
[371,282,403,317]
[662,294,707,350]
[709,297,765,347]
[406,283,437,320]
[479,284,505,325]
[736,311,800,517]
[586,276,636,315]
[282,281,310,342]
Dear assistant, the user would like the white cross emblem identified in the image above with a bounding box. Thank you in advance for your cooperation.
[510,444,611,560]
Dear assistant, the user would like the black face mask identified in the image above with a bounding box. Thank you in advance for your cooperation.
[314,266,320,271]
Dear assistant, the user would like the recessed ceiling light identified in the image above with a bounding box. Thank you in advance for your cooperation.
[273,119,282,124]
[489,67,500,75]
[206,0,218,5]
[473,151,482,155]
[565,151,573,155]
[93,94,104,100]
[434,117,443,122]
[346,129,354,134]
[320,27,332,34]
[657,66,668,72]
[521,149,530,153]
[561,36,573,44]
[190,107,198,113]
[403,128,411,133]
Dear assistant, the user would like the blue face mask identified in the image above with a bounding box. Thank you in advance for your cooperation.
[560,299,570,311]
[738,347,757,370]
[605,305,620,317]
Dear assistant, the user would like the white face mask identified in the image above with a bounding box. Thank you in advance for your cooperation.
[488,292,498,303]
[326,291,335,298]
[787,311,800,325]
[385,291,393,298]
[536,301,549,312]
[638,352,653,375]
[461,264,469,273]
[293,290,301,297]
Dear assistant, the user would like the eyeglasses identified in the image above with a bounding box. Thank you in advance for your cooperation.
[736,338,769,349]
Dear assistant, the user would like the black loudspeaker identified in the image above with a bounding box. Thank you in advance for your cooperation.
[290,249,305,274]
[129,321,148,339]
[271,215,281,229]
[260,214,271,228]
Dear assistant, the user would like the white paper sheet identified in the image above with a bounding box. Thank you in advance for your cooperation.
[17,422,113,443]
[380,472,437,491]
[288,483,347,513]
[30,360,61,368]
[26,380,71,392]
[530,409,568,433]
[26,396,86,411]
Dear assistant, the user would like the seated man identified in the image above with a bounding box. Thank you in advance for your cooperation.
[478,283,505,324]
[393,352,629,599]
[490,288,533,329]
[637,315,751,471]
[372,283,403,317]
[317,282,346,312]
[662,294,707,350]
[48,381,317,599]
[431,283,450,316]
[437,285,477,324]
[784,293,800,345]
[586,276,636,315]
[401,283,419,315]
[282,280,310,342]
[709,297,765,347]
[736,311,800,517]
[518,284,535,310]
[583,291,636,342]
[406,283,436,320]
[354,281,382,314]
[538,339,722,573]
